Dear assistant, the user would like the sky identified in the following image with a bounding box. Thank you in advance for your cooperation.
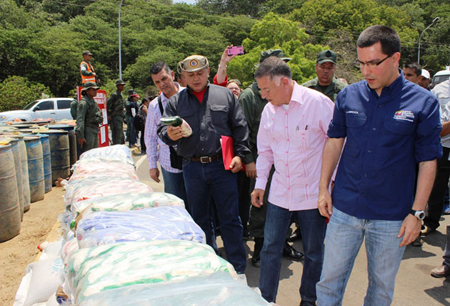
[173,0,197,4]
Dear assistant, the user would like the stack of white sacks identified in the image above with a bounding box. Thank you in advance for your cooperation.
[15,145,269,306]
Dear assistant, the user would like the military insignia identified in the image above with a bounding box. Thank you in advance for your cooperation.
[189,59,199,68]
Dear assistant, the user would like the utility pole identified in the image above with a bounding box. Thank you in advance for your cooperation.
[418,17,440,65]
[119,0,124,79]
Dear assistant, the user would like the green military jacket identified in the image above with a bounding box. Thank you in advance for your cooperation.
[70,99,78,119]
[76,96,103,139]
[239,82,268,165]
[107,90,124,120]
[302,77,347,102]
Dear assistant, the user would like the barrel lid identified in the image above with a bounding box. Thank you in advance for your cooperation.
[38,129,68,134]
[0,136,16,145]
[0,126,18,133]
[23,135,41,141]
[47,124,74,131]
[0,143,12,151]
[13,124,40,129]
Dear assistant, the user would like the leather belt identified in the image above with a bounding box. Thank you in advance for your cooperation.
[189,154,220,163]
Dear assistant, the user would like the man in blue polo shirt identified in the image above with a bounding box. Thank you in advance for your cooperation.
[316,25,442,305]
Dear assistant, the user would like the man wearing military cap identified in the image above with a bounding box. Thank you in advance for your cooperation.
[80,50,100,85]
[107,79,126,144]
[76,82,103,153]
[158,54,250,278]
[303,50,347,101]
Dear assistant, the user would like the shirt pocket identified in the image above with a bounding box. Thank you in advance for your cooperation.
[291,130,309,150]
[210,104,229,127]
[345,112,367,128]
[384,118,415,135]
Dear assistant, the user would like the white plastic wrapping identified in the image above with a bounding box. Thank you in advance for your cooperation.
[64,240,237,303]
[76,207,205,248]
[79,145,134,166]
[72,192,185,217]
[79,272,269,306]
[64,178,153,209]
[69,160,137,183]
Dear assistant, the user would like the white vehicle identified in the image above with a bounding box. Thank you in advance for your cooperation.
[0,98,74,122]
[432,70,450,86]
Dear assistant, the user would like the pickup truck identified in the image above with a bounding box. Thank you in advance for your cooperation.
[0,98,74,122]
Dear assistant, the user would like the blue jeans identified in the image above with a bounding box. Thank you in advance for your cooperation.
[316,207,405,306]
[182,159,246,274]
[259,203,326,303]
[160,166,189,213]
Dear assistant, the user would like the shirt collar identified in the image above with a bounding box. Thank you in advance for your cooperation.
[365,68,404,97]
[289,81,304,106]
[160,82,184,102]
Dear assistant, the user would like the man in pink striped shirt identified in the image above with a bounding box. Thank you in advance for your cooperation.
[145,62,188,206]
[251,56,334,306]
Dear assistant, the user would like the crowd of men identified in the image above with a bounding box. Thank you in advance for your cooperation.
[73,24,450,306]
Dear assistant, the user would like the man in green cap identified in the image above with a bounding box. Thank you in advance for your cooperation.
[80,50,100,85]
[239,49,304,267]
[107,79,126,144]
[76,82,103,153]
[302,50,347,102]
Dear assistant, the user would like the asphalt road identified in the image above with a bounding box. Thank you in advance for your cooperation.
[133,152,450,306]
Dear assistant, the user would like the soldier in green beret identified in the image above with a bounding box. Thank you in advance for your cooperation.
[107,79,126,144]
[302,50,347,102]
[76,82,103,153]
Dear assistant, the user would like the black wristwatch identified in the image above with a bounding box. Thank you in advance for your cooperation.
[409,209,425,220]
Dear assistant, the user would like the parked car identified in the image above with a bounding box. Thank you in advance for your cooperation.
[0,98,74,122]
[432,70,450,86]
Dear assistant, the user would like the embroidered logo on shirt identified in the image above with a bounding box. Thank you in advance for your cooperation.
[346,110,359,114]
[393,110,415,122]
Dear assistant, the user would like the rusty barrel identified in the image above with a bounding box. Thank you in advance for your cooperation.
[0,144,21,242]
[24,136,45,203]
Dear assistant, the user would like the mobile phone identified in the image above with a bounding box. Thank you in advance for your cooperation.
[227,46,244,56]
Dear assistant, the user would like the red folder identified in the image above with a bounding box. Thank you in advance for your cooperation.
[221,135,245,171]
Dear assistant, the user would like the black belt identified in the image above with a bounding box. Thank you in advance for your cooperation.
[189,154,220,163]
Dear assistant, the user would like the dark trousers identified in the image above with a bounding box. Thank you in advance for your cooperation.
[248,166,274,238]
[110,116,124,145]
[425,147,450,230]
[182,158,246,274]
[237,171,251,235]
[140,128,146,152]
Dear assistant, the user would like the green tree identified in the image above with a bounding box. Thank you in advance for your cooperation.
[0,76,51,112]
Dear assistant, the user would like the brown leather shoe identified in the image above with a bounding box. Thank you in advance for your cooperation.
[431,265,450,278]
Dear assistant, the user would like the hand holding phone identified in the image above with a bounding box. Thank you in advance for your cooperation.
[227,46,244,56]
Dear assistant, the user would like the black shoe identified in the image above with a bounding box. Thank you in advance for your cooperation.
[288,228,302,242]
[252,237,264,267]
[283,241,304,261]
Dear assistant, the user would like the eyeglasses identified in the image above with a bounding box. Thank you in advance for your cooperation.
[355,54,394,68]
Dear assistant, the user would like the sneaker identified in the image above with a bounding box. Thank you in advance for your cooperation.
[443,204,450,215]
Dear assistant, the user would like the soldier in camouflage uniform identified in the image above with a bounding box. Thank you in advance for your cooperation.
[107,79,126,144]
[76,82,103,153]
[302,50,347,102]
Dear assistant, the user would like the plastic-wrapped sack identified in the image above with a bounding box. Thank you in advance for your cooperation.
[69,160,137,183]
[73,192,185,218]
[79,145,134,166]
[76,207,205,248]
[64,240,236,303]
[13,257,64,306]
[79,271,269,306]
[64,178,153,209]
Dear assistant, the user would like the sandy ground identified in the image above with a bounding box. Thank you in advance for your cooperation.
[0,187,66,306]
